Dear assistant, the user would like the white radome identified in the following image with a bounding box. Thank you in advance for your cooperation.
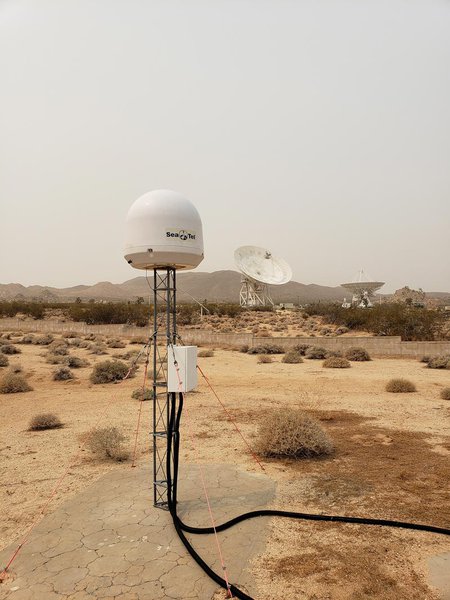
[124,189,204,270]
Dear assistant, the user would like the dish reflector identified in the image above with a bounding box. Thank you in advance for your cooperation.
[234,246,292,285]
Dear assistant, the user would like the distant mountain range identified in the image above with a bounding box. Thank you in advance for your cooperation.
[0,271,449,305]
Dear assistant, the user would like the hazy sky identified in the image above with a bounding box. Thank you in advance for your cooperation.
[1,0,449,293]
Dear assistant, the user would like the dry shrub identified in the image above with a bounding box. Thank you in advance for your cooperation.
[198,349,214,358]
[67,337,82,347]
[257,355,272,364]
[18,334,35,344]
[345,347,371,361]
[66,355,89,368]
[325,350,343,358]
[89,343,108,355]
[427,355,450,370]
[282,350,303,364]
[0,354,9,367]
[64,332,78,339]
[386,378,416,393]
[323,357,351,368]
[48,340,69,355]
[0,370,32,393]
[255,408,334,459]
[419,355,430,364]
[131,387,152,401]
[305,346,327,359]
[0,344,21,355]
[129,337,148,345]
[46,353,67,364]
[86,426,129,461]
[293,344,311,356]
[248,344,284,355]
[440,387,450,400]
[90,359,129,384]
[29,413,63,431]
[53,367,74,381]
[107,338,126,349]
[239,344,249,353]
[33,334,54,346]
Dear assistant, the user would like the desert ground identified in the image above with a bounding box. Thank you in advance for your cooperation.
[0,331,449,599]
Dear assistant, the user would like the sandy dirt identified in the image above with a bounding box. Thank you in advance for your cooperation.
[0,335,449,599]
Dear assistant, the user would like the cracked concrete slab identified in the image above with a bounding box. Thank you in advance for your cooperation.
[0,464,275,599]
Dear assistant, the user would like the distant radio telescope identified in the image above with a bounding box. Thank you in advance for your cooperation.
[234,246,292,308]
[341,269,385,308]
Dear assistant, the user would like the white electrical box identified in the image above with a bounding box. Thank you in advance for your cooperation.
[167,346,198,392]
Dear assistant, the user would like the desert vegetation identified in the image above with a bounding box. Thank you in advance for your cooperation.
[323,356,351,368]
[90,359,130,384]
[386,378,416,393]
[344,347,371,361]
[426,354,450,369]
[29,413,63,431]
[255,408,334,459]
[0,369,32,393]
[198,349,214,358]
[85,426,129,461]
[53,367,74,381]
[282,350,303,364]
[304,302,446,341]
[440,387,450,400]
[131,387,152,401]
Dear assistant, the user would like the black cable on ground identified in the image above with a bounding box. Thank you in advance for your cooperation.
[166,393,450,600]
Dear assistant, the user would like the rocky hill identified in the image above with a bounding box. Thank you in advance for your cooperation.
[1,271,448,305]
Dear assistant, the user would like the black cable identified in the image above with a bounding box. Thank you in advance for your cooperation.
[166,393,450,600]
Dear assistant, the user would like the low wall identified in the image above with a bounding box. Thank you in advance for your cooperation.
[1,318,449,358]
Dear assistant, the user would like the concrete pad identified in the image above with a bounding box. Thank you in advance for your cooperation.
[0,464,275,599]
[428,552,450,600]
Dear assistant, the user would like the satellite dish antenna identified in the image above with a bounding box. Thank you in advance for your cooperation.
[341,269,384,308]
[234,246,292,308]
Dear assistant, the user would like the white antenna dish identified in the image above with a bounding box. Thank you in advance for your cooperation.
[234,246,292,308]
[341,269,384,308]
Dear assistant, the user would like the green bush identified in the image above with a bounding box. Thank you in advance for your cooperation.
[0,371,32,393]
[303,302,444,341]
[29,413,63,431]
[323,357,351,368]
[90,360,130,384]
[386,378,416,393]
[344,347,371,361]
[282,350,303,364]
[255,408,334,459]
